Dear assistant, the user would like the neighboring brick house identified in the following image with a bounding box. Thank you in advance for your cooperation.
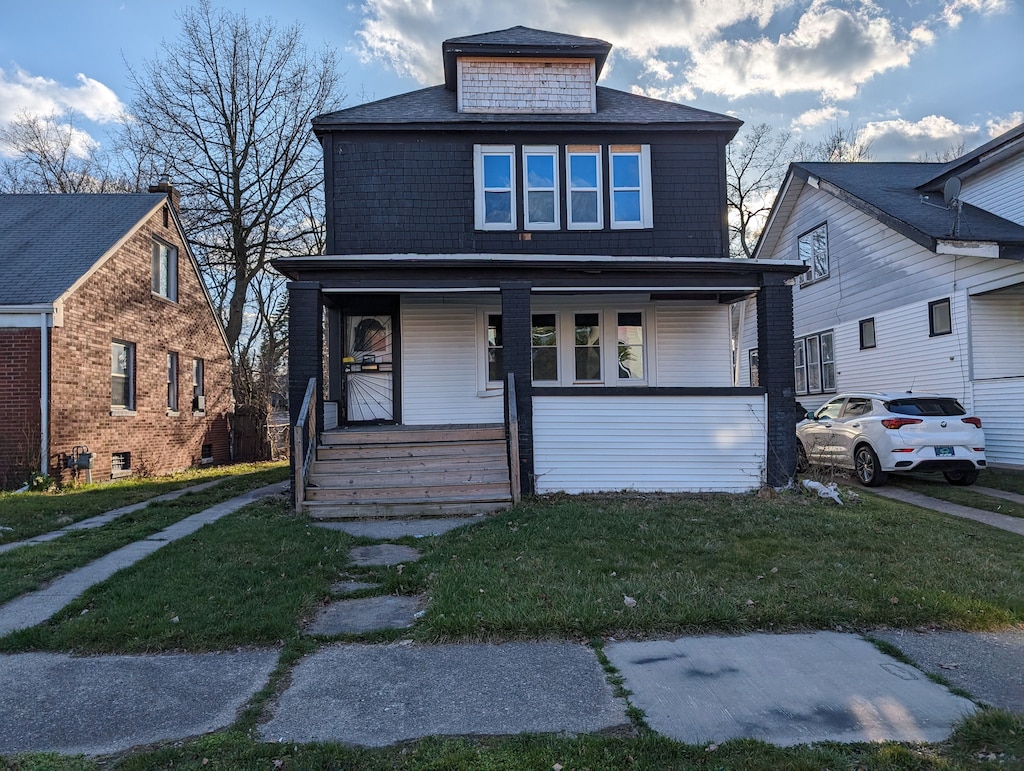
[0,189,233,487]
[274,27,804,513]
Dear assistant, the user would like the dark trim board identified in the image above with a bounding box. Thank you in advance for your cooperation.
[533,386,765,397]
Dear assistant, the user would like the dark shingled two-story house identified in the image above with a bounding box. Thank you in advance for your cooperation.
[274,27,804,517]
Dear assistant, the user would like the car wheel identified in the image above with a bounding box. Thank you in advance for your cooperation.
[796,441,808,473]
[943,469,979,486]
[854,444,887,487]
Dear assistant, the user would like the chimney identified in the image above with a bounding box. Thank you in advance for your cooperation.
[149,174,180,212]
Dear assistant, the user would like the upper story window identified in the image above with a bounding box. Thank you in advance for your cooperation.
[474,145,516,230]
[152,238,178,301]
[567,147,602,229]
[609,145,652,229]
[929,298,952,336]
[798,223,829,284]
[523,147,559,230]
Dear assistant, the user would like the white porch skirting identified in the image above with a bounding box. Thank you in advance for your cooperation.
[973,377,1024,468]
[532,394,768,493]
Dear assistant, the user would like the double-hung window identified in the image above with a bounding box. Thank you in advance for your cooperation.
[616,311,645,380]
[566,146,602,229]
[152,239,178,301]
[799,224,829,284]
[610,145,652,229]
[486,314,503,386]
[167,352,179,412]
[192,358,206,412]
[574,312,602,382]
[795,331,835,396]
[111,341,135,411]
[531,313,558,382]
[523,147,559,230]
[474,145,516,230]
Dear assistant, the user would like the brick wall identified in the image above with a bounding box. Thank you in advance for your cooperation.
[48,202,233,483]
[459,58,594,113]
[0,327,42,487]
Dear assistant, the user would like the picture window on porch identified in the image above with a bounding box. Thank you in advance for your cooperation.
[748,348,759,387]
[929,298,952,336]
[486,313,503,385]
[616,311,645,380]
[567,147,602,229]
[795,330,835,396]
[523,147,559,230]
[474,145,516,230]
[531,313,558,382]
[798,223,829,284]
[574,312,602,382]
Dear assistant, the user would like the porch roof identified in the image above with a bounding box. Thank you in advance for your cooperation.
[272,253,807,303]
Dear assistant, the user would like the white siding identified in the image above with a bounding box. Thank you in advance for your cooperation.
[400,297,503,425]
[960,152,1024,226]
[655,303,732,386]
[970,284,1024,380]
[533,395,766,493]
[974,378,1024,468]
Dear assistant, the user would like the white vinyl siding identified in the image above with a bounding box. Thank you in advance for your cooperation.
[400,298,504,425]
[533,394,766,493]
[973,379,1024,467]
[655,303,732,386]
[959,152,1024,226]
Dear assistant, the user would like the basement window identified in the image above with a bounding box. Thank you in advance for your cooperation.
[201,443,214,464]
[111,451,132,478]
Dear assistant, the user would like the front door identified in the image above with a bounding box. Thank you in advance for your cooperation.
[343,314,394,423]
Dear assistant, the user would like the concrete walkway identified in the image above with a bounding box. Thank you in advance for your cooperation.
[870,485,1024,536]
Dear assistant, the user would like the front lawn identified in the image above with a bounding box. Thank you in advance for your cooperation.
[889,470,1024,519]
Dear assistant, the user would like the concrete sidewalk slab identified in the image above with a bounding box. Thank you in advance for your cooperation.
[259,641,630,746]
[869,487,1024,536]
[305,595,425,635]
[0,649,279,756]
[348,544,421,566]
[605,632,976,747]
[316,515,485,539]
[872,628,1024,712]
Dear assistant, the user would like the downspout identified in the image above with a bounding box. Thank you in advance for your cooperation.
[39,312,49,476]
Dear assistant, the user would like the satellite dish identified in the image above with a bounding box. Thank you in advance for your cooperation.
[943,176,962,208]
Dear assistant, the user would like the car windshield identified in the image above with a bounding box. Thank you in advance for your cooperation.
[884,397,966,417]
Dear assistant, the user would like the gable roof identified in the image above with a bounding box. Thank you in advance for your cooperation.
[314,84,741,133]
[920,121,1024,190]
[0,193,165,305]
[756,161,1024,262]
[441,26,613,87]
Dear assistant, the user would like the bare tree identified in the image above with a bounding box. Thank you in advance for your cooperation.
[726,123,793,258]
[125,0,342,406]
[794,122,874,163]
[915,139,967,163]
[0,109,132,193]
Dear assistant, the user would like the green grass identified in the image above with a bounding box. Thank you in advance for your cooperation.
[0,462,287,545]
[3,709,1021,769]
[0,465,290,606]
[889,471,1024,518]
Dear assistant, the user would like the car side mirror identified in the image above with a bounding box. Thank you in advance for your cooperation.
[806,411,816,420]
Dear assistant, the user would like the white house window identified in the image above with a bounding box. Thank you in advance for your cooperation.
[616,311,645,380]
[798,224,829,283]
[610,145,652,229]
[523,146,559,230]
[795,330,835,396]
[567,147,602,229]
[167,351,179,412]
[531,313,558,382]
[860,318,876,349]
[474,145,516,230]
[111,341,135,411]
[929,298,952,336]
[152,239,178,301]
[574,312,602,382]
[486,313,503,385]
[192,358,206,412]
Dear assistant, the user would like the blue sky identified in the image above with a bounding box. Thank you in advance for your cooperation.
[0,0,1021,161]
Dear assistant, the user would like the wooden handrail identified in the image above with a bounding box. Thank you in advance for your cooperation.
[293,377,318,513]
[506,372,521,504]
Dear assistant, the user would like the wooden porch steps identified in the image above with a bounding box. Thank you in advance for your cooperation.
[302,424,513,519]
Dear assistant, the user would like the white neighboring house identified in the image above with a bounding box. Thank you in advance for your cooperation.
[740,121,1024,468]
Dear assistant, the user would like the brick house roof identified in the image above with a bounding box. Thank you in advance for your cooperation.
[0,193,166,305]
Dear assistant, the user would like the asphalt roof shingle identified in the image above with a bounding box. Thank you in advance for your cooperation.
[0,193,165,305]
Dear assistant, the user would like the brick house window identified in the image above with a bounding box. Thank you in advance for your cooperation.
[523,146,559,230]
[152,239,178,301]
[111,451,132,477]
[201,443,214,464]
[111,341,135,411]
[795,330,835,396]
[167,352,179,411]
[929,298,952,336]
[567,147,603,229]
[474,145,516,230]
[192,358,206,412]
[609,145,652,229]
[798,223,829,284]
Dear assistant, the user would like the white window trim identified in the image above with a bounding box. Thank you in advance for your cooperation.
[572,309,603,384]
[151,238,178,301]
[531,310,560,383]
[474,144,517,231]
[522,146,560,231]
[794,330,835,396]
[481,310,505,390]
[566,147,603,230]
[609,145,653,230]
[613,308,648,384]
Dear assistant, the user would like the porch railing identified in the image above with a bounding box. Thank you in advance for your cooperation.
[506,372,521,504]
[293,377,318,513]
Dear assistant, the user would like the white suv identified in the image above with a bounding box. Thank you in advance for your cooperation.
[796,392,986,487]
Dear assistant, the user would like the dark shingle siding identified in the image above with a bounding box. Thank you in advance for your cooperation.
[0,193,166,305]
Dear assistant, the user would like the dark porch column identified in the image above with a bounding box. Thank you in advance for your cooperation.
[756,274,797,487]
[287,281,324,486]
[500,281,535,494]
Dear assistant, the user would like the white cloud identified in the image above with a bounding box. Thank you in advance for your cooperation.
[792,106,849,131]
[942,0,1009,28]
[0,67,125,126]
[858,114,982,160]
[986,112,1024,138]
